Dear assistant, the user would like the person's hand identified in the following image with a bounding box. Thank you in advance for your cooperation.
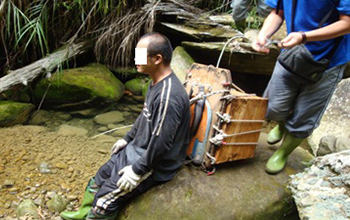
[252,34,270,54]
[117,165,141,192]
[280,32,304,48]
[111,139,128,156]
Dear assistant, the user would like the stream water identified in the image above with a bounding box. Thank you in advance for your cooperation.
[0,96,143,219]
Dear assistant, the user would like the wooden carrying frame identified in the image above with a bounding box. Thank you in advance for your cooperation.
[185,63,267,170]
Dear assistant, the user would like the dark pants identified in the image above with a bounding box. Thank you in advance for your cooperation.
[92,148,163,216]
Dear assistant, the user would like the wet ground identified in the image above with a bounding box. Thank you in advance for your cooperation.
[0,97,142,219]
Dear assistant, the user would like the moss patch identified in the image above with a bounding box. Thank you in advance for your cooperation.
[125,78,149,96]
[34,63,124,107]
[0,101,34,127]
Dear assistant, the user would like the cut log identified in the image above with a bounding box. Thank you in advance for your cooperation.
[182,41,280,76]
[0,41,92,93]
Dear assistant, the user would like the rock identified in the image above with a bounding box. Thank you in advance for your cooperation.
[97,126,108,132]
[22,125,47,133]
[98,149,108,155]
[208,14,234,26]
[118,133,313,220]
[125,78,149,96]
[318,135,336,156]
[70,108,102,117]
[16,199,39,219]
[308,78,350,156]
[131,95,145,103]
[46,191,56,199]
[67,195,78,201]
[107,124,118,129]
[33,197,45,207]
[57,124,88,136]
[112,127,130,138]
[110,67,143,82]
[93,111,124,125]
[54,162,68,169]
[4,201,11,209]
[34,63,125,109]
[0,101,34,127]
[182,41,279,76]
[142,81,151,98]
[46,195,68,213]
[335,136,350,153]
[4,179,15,188]
[289,150,350,220]
[94,135,116,144]
[38,162,52,174]
[56,112,72,121]
[28,110,50,125]
[170,46,195,83]
[159,21,240,42]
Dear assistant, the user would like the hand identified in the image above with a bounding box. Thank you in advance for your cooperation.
[280,32,304,48]
[252,34,270,54]
[111,139,128,156]
[117,165,141,192]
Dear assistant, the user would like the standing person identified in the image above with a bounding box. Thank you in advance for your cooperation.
[252,0,350,174]
[60,32,190,219]
[231,0,272,33]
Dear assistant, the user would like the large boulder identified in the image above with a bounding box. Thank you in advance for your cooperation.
[171,46,195,83]
[117,133,314,220]
[0,101,34,127]
[308,78,350,156]
[289,150,350,220]
[125,78,149,96]
[34,63,124,109]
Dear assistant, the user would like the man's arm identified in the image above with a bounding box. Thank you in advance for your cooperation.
[252,9,285,54]
[281,14,350,48]
[123,113,143,143]
[132,101,183,176]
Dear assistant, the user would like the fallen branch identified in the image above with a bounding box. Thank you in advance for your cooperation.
[0,41,92,93]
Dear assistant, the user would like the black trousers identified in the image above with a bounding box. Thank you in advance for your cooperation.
[92,148,164,216]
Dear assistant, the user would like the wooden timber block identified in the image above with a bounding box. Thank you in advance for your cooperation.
[214,90,267,164]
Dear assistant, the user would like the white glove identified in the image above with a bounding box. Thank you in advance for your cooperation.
[111,139,128,156]
[117,165,141,192]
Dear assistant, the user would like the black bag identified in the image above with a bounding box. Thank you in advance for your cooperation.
[278,45,330,82]
[275,0,340,82]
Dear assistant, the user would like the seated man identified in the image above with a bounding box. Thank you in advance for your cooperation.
[60,32,190,220]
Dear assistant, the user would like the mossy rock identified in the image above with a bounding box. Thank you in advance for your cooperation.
[34,63,125,109]
[17,199,39,219]
[116,133,313,220]
[171,46,195,83]
[0,101,34,127]
[142,80,151,98]
[125,78,149,96]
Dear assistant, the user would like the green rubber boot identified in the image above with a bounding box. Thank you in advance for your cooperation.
[265,131,304,174]
[60,178,98,220]
[267,122,286,145]
[234,19,246,33]
[86,209,117,220]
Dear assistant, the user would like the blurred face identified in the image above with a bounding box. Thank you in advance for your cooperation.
[134,38,161,74]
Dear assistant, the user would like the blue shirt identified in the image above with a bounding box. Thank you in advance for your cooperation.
[266,0,350,68]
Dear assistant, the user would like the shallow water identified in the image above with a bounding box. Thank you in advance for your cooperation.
[0,97,143,219]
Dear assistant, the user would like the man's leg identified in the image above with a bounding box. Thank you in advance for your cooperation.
[60,149,122,220]
[266,64,345,174]
[87,149,164,219]
[264,62,301,144]
[87,177,164,219]
[286,64,345,139]
[231,0,251,32]
[256,0,272,18]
